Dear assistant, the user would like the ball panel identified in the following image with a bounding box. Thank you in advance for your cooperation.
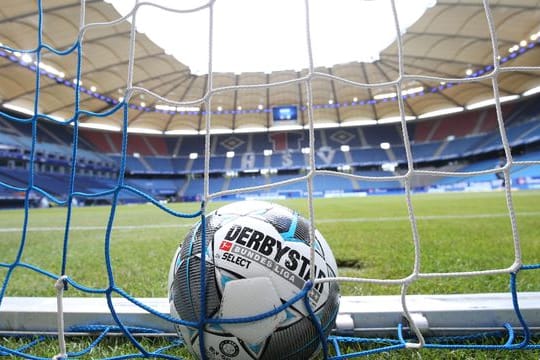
[261,204,295,234]
[219,277,286,344]
[291,214,311,244]
[316,229,338,275]
[172,257,221,322]
[260,281,340,360]
[260,315,321,360]
[179,225,196,260]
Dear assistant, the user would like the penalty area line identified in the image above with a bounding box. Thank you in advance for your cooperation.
[317,211,540,223]
[1,211,539,233]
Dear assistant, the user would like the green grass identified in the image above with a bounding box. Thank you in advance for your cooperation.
[1,191,539,358]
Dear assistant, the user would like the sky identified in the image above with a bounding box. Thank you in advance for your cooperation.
[106,0,436,74]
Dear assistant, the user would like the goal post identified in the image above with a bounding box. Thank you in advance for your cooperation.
[1,0,540,359]
[2,292,540,338]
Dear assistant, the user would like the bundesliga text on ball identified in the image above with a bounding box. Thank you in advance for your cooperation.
[218,224,326,302]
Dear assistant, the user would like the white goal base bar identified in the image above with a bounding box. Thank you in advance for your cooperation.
[1,293,539,337]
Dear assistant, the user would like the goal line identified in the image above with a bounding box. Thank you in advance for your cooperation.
[2,210,540,233]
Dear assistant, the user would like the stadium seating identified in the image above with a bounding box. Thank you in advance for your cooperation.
[110,155,148,173]
[312,174,358,192]
[127,178,182,197]
[429,111,480,141]
[81,130,116,153]
[1,95,540,204]
[144,157,175,173]
[182,176,226,197]
[409,141,442,162]
[0,132,23,147]
[228,175,267,191]
[349,147,389,165]
[362,123,403,146]
[438,134,486,159]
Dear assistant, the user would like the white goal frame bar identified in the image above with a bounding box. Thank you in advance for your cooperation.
[1,293,539,337]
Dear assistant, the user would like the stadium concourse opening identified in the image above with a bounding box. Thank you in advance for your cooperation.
[1,95,540,208]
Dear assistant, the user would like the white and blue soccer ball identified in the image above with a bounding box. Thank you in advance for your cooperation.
[168,200,340,359]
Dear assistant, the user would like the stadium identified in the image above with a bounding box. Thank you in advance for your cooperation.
[0,0,539,359]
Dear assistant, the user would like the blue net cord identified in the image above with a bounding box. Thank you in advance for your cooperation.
[0,0,199,358]
[0,337,48,358]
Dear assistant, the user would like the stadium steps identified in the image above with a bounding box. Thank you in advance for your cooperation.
[465,131,499,155]
[178,177,191,196]
[343,150,353,165]
[185,158,194,173]
[224,157,232,171]
[302,153,309,167]
[319,129,328,147]
[432,140,449,158]
[0,117,24,137]
[221,177,231,192]
[471,109,488,134]
[350,177,360,190]
[0,132,24,148]
[137,156,154,172]
[37,122,65,145]
[104,133,118,153]
[389,169,405,188]
[0,168,28,188]
[77,133,102,155]
[513,121,540,144]
[356,127,368,147]
[172,137,183,157]
[246,133,254,153]
[143,137,159,156]
[512,163,540,177]
[421,163,465,186]
[408,166,442,187]
[425,119,441,142]
[264,154,271,168]
[502,96,539,126]
[210,136,218,154]
[384,148,397,162]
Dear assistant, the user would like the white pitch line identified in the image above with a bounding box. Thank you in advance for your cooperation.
[317,211,540,223]
[1,211,539,233]
[0,223,194,233]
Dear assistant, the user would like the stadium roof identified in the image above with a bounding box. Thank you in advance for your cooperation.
[0,0,539,135]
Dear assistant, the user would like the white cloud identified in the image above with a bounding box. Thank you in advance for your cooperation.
[107,0,434,74]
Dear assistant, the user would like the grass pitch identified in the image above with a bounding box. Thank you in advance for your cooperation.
[1,190,539,358]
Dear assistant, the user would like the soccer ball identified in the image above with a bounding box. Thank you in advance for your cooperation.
[168,200,340,360]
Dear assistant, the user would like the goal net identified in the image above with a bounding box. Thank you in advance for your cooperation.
[0,0,539,359]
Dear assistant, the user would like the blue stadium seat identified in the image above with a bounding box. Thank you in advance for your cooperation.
[145,157,174,173]
[228,176,267,191]
[349,148,389,165]
[362,124,403,146]
[410,142,442,162]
